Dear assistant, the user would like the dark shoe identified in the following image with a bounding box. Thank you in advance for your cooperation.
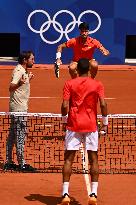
[88,193,97,205]
[3,162,18,171]
[19,164,37,172]
[60,193,70,205]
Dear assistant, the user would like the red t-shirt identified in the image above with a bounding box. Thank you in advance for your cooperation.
[63,77,105,132]
[66,36,102,62]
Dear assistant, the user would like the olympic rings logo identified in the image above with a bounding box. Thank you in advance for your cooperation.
[27,10,101,44]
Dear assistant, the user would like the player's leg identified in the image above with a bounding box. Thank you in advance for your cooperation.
[89,59,98,79]
[86,131,99,205]
[88,151,99,205]
[4,116,17,170]
[60,150,75,205]
[15,116,27,167]
[15,116,36,172]
[68,62,78,79]
[60,150,76,205]
[63,150,76,183]
[60,130,82,205]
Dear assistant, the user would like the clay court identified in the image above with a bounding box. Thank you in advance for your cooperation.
[0,64,136,205]
[1,64,136,114]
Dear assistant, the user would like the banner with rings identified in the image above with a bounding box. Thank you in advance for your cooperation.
[27,10,101,45]
[0,0,136,64]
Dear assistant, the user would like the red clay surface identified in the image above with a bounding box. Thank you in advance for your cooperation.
[0,173,136,205]
[0,64,136,114]
[0,65,136,114]
[0,64,136,205]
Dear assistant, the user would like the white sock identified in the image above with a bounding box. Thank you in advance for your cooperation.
[62,182,69,196]
[91,182,98,196]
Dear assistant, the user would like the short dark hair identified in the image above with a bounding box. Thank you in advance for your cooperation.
[77,58,90,74]
[18,50,34,64]
[79,22,89,31]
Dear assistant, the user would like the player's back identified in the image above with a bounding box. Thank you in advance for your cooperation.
[66,77,103,132]
[68,76,100,109]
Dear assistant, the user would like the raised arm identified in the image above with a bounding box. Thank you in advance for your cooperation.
[56,42,67,65]
[9,74,26,92]
[99,45,110,56]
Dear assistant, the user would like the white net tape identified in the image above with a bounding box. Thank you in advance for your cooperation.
[0,112,136,118]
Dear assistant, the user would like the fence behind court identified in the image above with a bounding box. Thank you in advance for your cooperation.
[0,112,136,173]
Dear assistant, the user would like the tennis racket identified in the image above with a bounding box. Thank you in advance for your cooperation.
[54,62,60,78]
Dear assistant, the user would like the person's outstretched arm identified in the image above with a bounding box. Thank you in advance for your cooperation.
[56,42,67,65]
[99,45,110,56]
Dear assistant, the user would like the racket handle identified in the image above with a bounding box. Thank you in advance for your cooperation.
[54,63,60,78]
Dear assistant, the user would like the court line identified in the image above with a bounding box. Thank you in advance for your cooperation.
[105,98,116,100]
[80,143,91,195]
[0,97,116,99]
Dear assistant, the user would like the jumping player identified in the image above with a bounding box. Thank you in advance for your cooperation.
[54,22,110,78]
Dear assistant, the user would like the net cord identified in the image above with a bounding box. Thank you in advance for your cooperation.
[0,112,136,118]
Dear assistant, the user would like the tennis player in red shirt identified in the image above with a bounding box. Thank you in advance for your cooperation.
[60,58,108,205]
[55,22,110,78]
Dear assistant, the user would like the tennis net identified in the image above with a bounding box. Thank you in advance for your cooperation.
[0,112,136,174]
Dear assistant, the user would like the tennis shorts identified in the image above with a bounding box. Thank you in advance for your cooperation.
[65,130,98,151]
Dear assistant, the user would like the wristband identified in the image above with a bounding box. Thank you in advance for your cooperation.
[56,52,61,59]
[102,116,108,125]
[62,116,67,123]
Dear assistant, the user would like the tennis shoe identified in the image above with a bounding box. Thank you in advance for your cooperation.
[3,161,18,171]
[88,193,97,205]
[19,164,37,172]
[60,193,70,205]
[54,63,60,78]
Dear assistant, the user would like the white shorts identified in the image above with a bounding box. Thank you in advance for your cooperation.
[65,130,98,151]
